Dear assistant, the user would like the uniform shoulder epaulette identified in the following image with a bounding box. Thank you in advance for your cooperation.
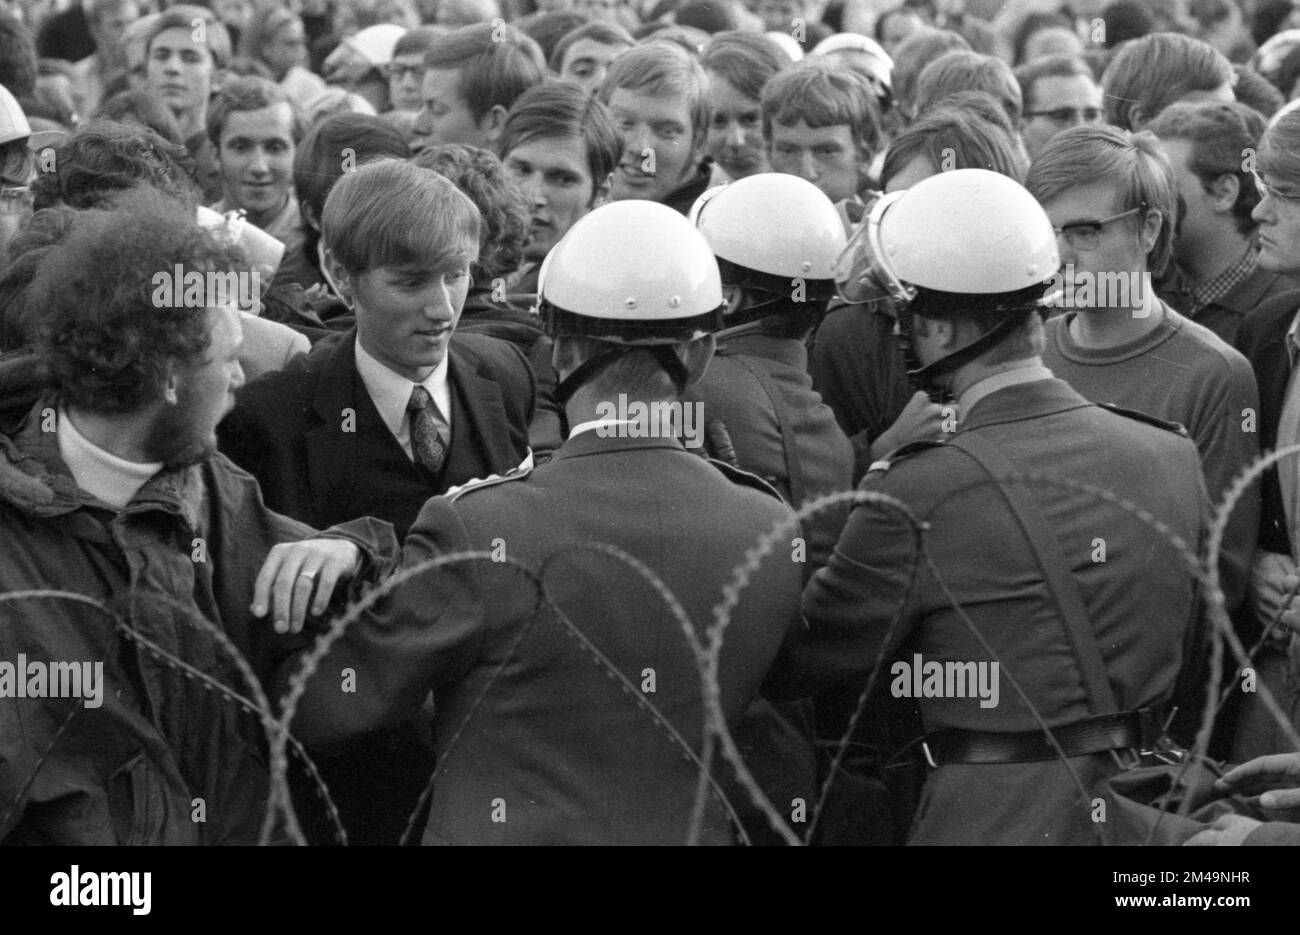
[1096,402,1190,438]
[445,463,534,502]
[866,439,947,475]
[707,458,783,500]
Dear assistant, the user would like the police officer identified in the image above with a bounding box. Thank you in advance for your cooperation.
[276,200,806,845]
[688,173,854,576]
[687,174,855,844]
[773,169,1209,845]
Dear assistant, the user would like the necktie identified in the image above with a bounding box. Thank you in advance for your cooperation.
[407,384,448,481]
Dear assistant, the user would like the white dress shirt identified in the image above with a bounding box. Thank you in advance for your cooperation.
[568,418,634,440]
[354,339,452,461]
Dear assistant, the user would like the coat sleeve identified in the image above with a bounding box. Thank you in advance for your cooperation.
[765,471,923,700]
[204,454,400,682]
[271,495,489,751]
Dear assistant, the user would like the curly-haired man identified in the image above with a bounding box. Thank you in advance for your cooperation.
[0,189,396,845]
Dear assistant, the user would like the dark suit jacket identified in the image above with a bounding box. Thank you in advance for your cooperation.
[1235,288,1300,556]
[1162,263,1298,345]
[217,328,533,845]
[457,288,563,458]
[281,431,804,845]
[218,328,535,540]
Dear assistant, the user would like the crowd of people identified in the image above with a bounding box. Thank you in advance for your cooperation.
[4,0,1300,846]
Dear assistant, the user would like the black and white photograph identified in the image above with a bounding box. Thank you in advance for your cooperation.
[0,0,1297,907]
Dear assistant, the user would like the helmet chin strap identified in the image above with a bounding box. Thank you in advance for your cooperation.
[896,304,1038,404]
[553,344,691,433]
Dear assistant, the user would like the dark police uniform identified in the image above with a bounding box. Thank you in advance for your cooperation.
[278,428,805,844]
[809,299,916,484]
[689,326,854,578]
[775,373,1208,845]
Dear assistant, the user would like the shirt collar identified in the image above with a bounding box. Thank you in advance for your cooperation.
[262,191,300,242]
[354,338,451,457]
[956,363,1055,415]
[1188,243,1258,314]
[568,418,633,439]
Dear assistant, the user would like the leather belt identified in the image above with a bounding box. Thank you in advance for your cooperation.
[921,708,1164,767]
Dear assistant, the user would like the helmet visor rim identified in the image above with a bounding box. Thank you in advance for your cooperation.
[834,191,916,308]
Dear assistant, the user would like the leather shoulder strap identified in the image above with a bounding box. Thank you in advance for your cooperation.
[947,430,1119,715]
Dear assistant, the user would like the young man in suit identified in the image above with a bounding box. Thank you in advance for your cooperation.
[273,201,806,845]
[218,158,535,844]
[1192,104,1300,833]
[1230,105,1300,766]
[219,158,535,541]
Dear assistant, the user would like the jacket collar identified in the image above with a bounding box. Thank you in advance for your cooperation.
[716,328,807,369]
[303,329,519,484]
[958,376,1095,434]
[1215,265,1296,315]
[551,426,691,462]
[0,396,204,527]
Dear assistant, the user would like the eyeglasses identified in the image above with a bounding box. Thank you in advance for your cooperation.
[1024,106,1103,124]
[385,62,424,80]
[1252,168,1300,204]
[1052,205,1145,250]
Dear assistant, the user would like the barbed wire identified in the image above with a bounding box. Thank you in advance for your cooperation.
[2,445,1299,844]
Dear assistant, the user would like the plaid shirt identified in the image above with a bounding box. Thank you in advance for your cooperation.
[1187,245,1259,316]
